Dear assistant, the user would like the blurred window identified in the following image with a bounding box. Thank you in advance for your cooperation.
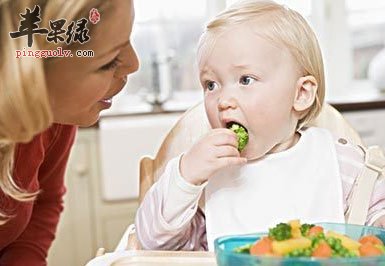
[124,0,209,97]
[125,0,385,98]
[347,0,385,79]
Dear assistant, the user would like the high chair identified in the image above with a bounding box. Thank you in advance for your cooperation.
[114,102,384,252]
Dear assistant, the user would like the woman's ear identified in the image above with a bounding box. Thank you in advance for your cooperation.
[293,75,318,112]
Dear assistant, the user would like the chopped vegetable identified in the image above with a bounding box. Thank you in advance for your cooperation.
[233,243,252,253]
[228,123,249,151]
[376,244,385,253]
[289,220,302,238]
[308,226,324,237]
[233,220,385,258]
[359,235,383,246]
[359,242,383,257]
[250,237,273,255]
[300,223,315,236]
[326,231,361,251]
[312,242,332,258]
[268,223,292,241]
[272,237,312,255]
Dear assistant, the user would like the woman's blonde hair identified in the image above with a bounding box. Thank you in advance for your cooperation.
[198,0,325,128]
[0,0,103,223]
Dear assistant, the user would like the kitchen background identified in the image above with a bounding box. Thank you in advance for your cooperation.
[47,0,385,265]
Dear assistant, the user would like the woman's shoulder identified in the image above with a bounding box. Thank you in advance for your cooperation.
[41,124,77,149]
[45,123,77,139]
[15,124,77,161]
[42,124,78,158]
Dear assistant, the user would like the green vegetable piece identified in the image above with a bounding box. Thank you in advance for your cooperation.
[228,123,249,151]
[300,223,315,236]
[303,247,313,257]
[375,244,385,254]
[233,243,252,253]
[268,223,292,241]
[326,237,337,248]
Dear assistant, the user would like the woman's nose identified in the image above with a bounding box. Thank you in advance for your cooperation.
[115,42,139,78]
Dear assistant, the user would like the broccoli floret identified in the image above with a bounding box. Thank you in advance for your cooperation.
[228,123,249,151]
[300,223,315,236]
[268,223,292,241]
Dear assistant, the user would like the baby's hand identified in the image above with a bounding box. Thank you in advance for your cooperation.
[180,128,247,185]
[373,214,385,228]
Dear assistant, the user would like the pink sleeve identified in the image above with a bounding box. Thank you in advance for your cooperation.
[335,138,385,225]
[135,156,208,251]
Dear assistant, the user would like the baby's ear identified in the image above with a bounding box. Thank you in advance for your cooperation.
[293,75,318,112]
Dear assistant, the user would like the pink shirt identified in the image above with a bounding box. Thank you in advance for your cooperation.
[135,135,385,251]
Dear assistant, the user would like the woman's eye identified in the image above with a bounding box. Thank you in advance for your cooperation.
[100,57,120,71]
[206,81,218,91]
[239,76,255,85]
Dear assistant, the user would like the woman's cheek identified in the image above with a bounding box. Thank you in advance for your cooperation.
[93,76,113,96]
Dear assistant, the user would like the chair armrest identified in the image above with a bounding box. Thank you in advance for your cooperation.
[115,224,142,251]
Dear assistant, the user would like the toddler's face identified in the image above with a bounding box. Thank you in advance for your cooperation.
[45,0,139,126]
[199,23,303,159]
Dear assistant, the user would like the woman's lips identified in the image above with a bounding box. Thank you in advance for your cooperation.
[100,98,112,104]
[99,98,112,109]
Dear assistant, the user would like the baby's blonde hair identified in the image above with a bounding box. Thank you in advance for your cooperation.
[198,0,325,129]
[0,0,103,224]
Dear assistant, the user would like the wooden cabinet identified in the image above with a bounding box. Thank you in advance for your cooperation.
[48,129,98,266]
[47,129,139,266]
[48,112,182,266]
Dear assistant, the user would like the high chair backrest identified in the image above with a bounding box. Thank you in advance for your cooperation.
[139,102,211,202]
[138,102,364,203]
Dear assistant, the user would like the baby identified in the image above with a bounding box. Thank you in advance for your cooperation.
[135,0,385,251]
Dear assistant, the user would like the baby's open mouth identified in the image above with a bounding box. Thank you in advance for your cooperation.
[226,122,249,152]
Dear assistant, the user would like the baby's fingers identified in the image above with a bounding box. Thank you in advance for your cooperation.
[217,156,247,168]
[215,146,240,158]
[212,130,238,148]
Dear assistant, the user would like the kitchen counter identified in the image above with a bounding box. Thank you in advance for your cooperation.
[99,91,202,118]
[327,80,385,112]
[331,98,385,112]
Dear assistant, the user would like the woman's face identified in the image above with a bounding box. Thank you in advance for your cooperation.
[45,0,139,126]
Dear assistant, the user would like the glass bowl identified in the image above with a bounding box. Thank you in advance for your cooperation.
[214,223,385,266]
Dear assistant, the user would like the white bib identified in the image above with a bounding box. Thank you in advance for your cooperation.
[205,127,345,250]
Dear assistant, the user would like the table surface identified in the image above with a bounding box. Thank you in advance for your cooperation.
[88,250,217,266]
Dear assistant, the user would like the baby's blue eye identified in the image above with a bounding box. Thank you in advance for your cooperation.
[240,76,255,85]
[206,81,218,91]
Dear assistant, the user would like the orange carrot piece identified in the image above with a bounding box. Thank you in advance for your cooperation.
[312,242,332,258]
[359,242,383,257]
[308,226,324,237]
[359,235,383,246]
[250,237,273,256]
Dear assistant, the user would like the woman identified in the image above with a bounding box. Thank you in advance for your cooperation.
[0,0,138,265]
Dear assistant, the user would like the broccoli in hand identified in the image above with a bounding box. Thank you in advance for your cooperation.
[228,123,249,152]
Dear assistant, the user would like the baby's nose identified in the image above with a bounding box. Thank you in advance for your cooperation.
[218,97,237,111]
